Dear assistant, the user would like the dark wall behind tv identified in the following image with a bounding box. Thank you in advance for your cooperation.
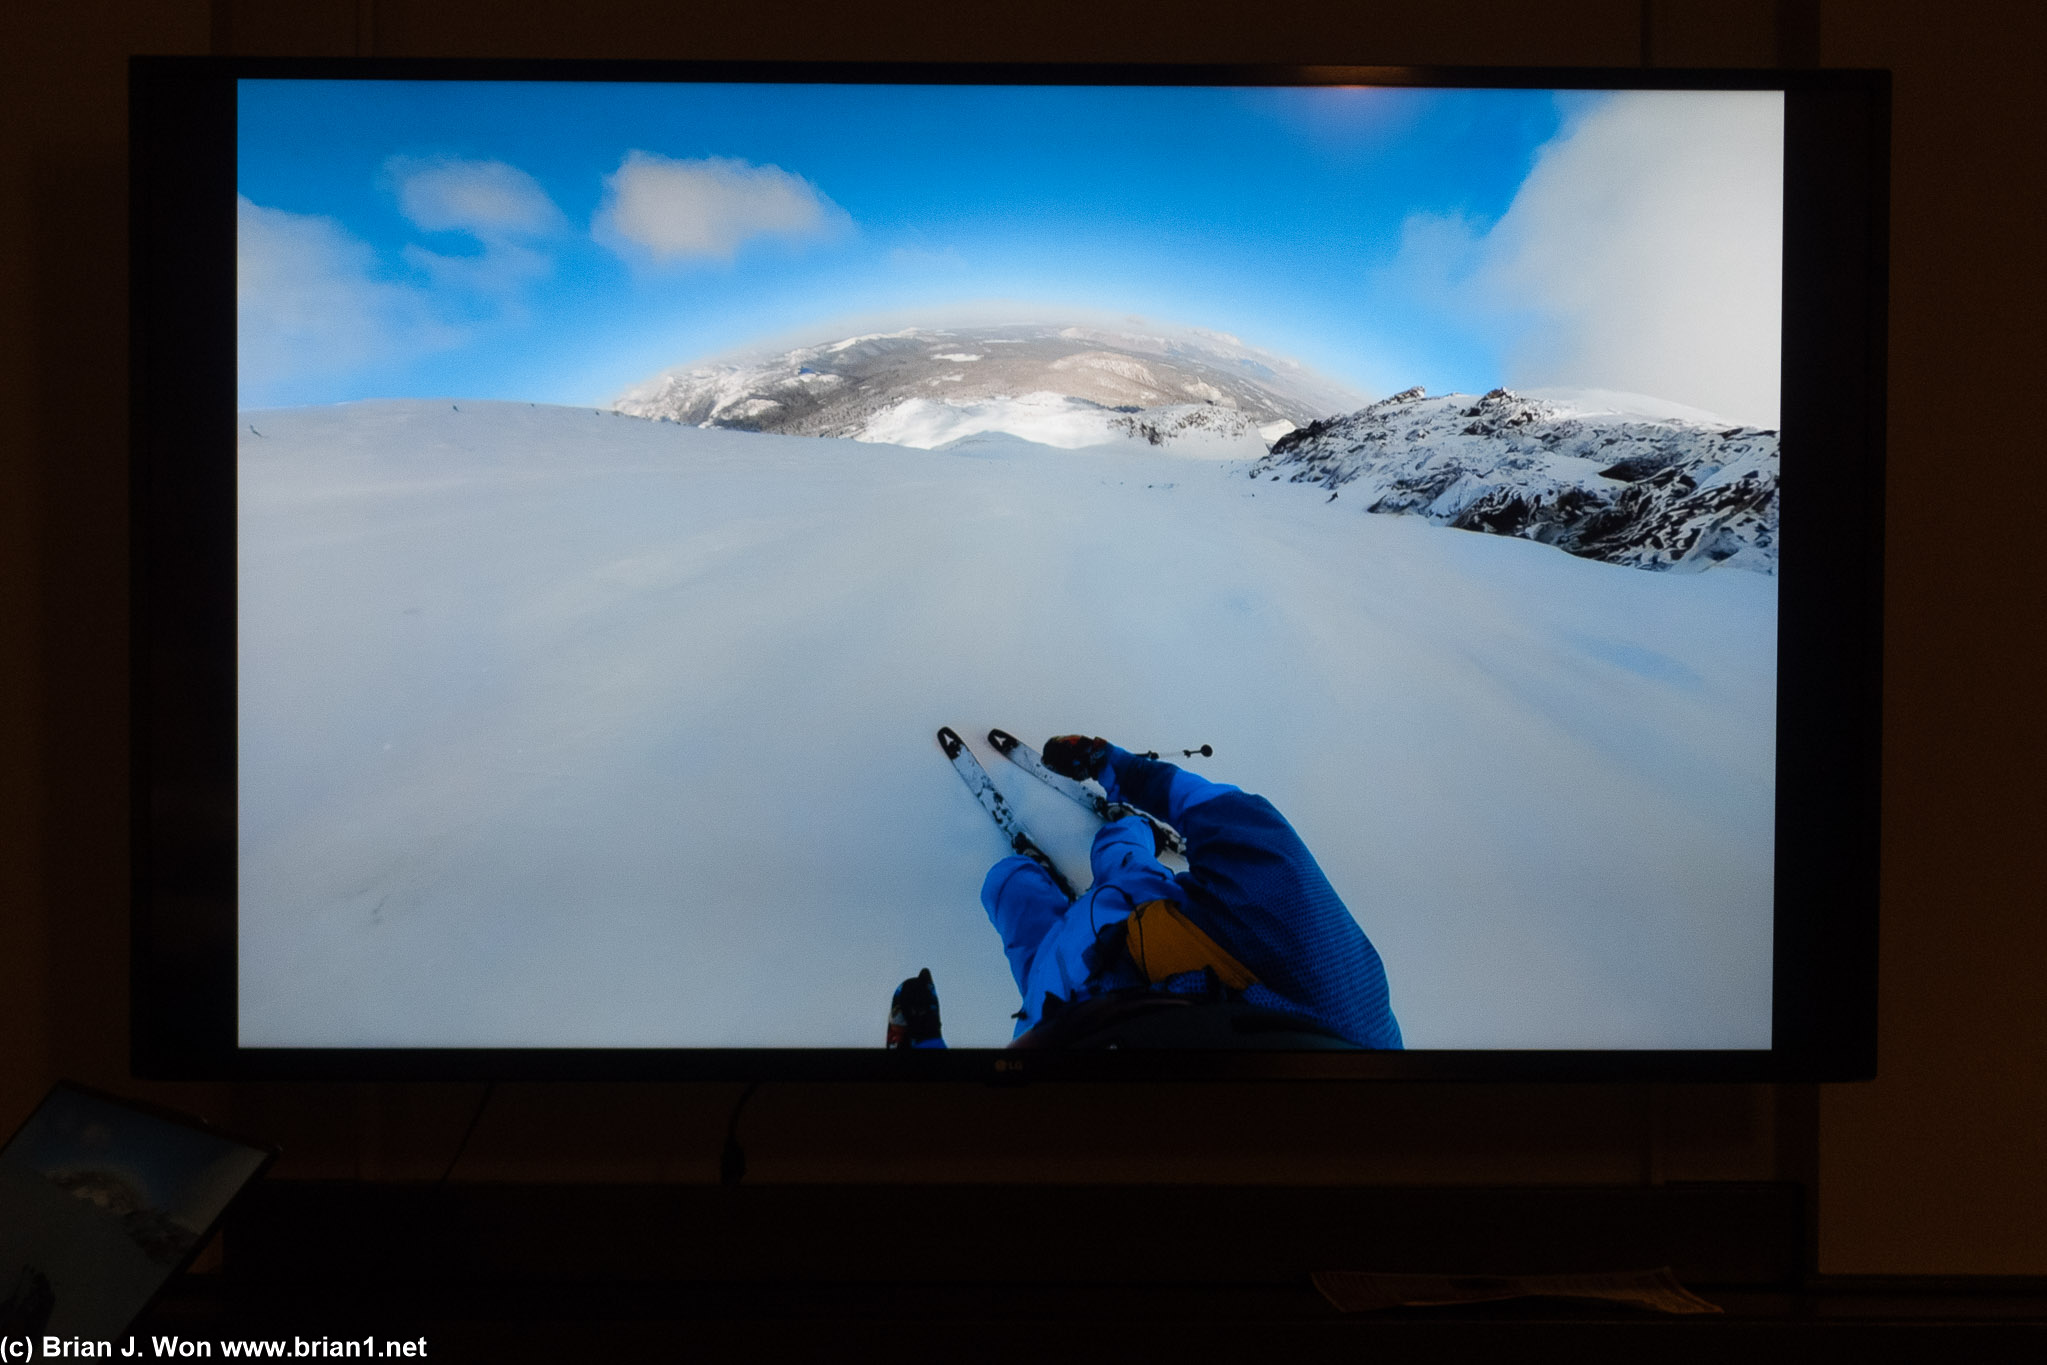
[2,0,2039,1276]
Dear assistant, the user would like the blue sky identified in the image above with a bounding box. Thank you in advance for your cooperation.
[236,81,1785,424]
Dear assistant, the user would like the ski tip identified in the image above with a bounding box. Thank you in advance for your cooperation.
[936,726,964,758]
[987,728,1019,753]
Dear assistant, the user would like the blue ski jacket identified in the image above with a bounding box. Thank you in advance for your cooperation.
[1097,746,1403,1050]
[981,815,1161,1037]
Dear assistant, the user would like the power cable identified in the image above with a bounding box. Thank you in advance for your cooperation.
[720,1082,762,1187]
[434,1081,496,1192]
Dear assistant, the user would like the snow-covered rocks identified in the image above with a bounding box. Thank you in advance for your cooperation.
[1107,402,1279,453]
[613,322,1354,454]
[1253,387,1780,574]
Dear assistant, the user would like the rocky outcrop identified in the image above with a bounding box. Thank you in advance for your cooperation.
[1253,387,1778,573]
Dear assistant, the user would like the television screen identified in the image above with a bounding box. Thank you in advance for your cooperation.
[132,62,1886,1077]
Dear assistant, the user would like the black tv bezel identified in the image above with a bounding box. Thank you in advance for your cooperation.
[130,57,1887,1083]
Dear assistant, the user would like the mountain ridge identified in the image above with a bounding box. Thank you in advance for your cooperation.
[613,321,1356,454]
[1252,386,1779,574]
[612,323,1777,573]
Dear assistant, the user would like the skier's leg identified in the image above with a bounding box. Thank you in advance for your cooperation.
[980,856,1070,995]
[1087,815,1184,906]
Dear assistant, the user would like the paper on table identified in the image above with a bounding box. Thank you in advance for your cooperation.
[1313,1267,1722,1315]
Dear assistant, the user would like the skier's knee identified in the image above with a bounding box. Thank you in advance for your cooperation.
[981,854,1063,913]
[1088,815,1156,875]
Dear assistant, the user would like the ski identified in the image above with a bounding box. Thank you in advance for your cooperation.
[985,728,1187,857]
[937,727,1077,898]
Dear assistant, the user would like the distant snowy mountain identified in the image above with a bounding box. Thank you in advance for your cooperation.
[614,322,1360,455]
[1252,387,1780,574]
[618,326,1776,573]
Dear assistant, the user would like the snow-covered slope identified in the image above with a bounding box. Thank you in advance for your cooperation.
[1252,387,1780,574]
[614,322,1356,455]
[238,399,1776,1051]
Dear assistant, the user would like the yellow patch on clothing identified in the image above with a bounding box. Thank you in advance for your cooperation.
[1124,898,1257,991]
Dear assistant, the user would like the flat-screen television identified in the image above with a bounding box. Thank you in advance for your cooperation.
[130,59,1887,1081]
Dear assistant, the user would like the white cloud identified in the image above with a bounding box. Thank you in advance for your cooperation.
[387,157,565,298]
[237,196,458,404]
[1393,91,1784,427]
[594,151,848,264]
[238,159,569,403]
[400,239,553,298]
[389,156,566,238]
